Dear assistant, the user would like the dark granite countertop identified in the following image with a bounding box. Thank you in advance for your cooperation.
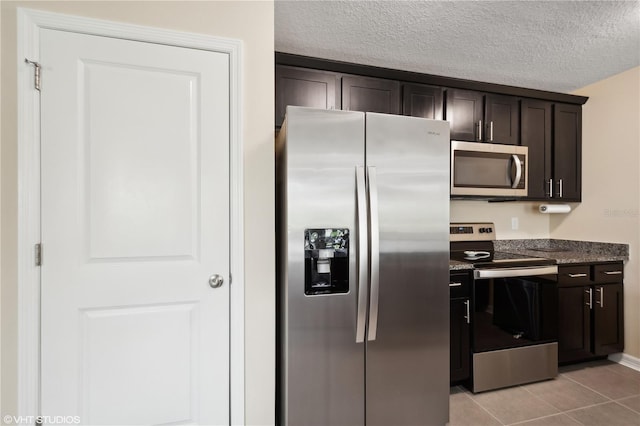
[449,239,628,271]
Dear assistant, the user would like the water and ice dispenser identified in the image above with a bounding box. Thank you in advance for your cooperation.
[304,228,349,295]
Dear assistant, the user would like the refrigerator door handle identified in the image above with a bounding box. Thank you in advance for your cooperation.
[355,166,369,343]
[367,166,380,341]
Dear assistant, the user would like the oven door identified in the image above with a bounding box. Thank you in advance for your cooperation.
[451,141,528,197]
[470,265,559,392]
[473,266,558,353]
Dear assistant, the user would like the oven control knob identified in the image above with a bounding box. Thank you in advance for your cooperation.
[479,228,485,233]
[487,227,493,233]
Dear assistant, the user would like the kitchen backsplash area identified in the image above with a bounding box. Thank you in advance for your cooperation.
[450,200,552,239]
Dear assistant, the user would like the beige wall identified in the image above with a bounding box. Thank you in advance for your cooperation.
[1,1,275,424]
[551,67,640,359]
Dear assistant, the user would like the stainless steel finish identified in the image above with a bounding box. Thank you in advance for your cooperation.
[478,119,483,141]
[278,107,450,425]
[548,178,554,197]
[489,121,494,142]
[450,141,529,197]
[208,274,224,288]
[355,166,369,343]
[472,343,558,393]
[604,271,623,275]
[449,282,463,287]
[365,113,450,426]
[586,288,593,309]
[464,300,470,324]
[596,286,604,307]
[449,222,496,242]
[366,166,380,342]
[473,265,558,279]
[277,107,365,426]
[511,154,522,189]
[558,178,564,198]
[568,273,588,278]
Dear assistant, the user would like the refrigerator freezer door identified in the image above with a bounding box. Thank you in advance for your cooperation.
[278,107,366,425]
[365,113,450,426]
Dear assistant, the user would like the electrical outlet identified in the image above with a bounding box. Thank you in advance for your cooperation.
[511,217,519,230]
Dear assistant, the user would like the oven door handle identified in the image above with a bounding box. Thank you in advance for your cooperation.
[474,265,558,279]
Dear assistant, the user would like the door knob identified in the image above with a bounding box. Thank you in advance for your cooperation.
[209,274,224,288]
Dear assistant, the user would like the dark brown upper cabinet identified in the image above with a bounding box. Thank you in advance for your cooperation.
[275,65,340,127]
[445,89,484,141]
[402,83,443,120]
[521,100,581,201]
[342,75,400,114]
[446,90,519,144]
[485,94,519,145]
[521,99,553,199]
[553,104,582,201]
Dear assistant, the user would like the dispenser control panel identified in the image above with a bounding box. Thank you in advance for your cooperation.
[304,228,349,295]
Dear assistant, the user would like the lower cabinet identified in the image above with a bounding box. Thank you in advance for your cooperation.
[558,262,624,364]
[450,271,471,383]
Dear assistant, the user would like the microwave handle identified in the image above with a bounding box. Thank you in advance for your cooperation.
[511,155,522,189]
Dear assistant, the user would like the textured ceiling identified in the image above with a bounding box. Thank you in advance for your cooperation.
[275,0,640,93]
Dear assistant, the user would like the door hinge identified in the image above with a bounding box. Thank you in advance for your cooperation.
[35,243,42,266]
[25,59,41,91]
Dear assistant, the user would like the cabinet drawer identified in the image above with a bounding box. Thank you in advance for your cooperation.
[449,272,471,298]
[558,265,591,286]
[592,263,623,283]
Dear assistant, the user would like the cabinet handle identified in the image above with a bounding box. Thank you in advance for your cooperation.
[596,287,604,308]
[464,300,470,324]
[449,282,463,287]
[568,273,587,278]
[548,179,554,198]
[489,121,494,142]
[558,179,564,198]
[585,288,593,309]
[603,271,622,275]
[478,120,483,141]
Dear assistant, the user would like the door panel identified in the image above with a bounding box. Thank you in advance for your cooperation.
[365,113,450,426]
[445,89,483,141]
[342,75,400,114]
[521,99,552,199]
[485,94,519,145]
[40,29,230,425]
[278,107,365,426]
[594,283,624,355]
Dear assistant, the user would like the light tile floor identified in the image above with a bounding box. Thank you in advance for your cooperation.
[449,360,640,425]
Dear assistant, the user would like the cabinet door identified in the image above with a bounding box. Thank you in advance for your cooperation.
[521,99,552,199]
[485,94,519,145]
[275,65,340,127]
[445,89,483,141]
[402,83,443,120]
[593,283,624,356]
[450,298,470,383]
[553,104,582,201]
[558,286,591,363]
[342,75,400,114]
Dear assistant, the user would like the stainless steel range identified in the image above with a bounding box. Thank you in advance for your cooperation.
[451,223,559,392]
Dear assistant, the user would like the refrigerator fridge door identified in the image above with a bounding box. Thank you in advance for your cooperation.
[365,113,450,426]
[277,107,366,425]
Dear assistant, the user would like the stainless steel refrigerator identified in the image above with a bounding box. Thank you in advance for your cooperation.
[276,106,450,425]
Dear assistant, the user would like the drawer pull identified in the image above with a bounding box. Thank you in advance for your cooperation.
[567,273,587,278]
[449,282,463,287]
[603,271,622,275]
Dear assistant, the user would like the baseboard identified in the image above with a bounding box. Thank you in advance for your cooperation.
[608,353,640,372]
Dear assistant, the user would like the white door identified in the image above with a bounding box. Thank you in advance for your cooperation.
[40,28,230,425]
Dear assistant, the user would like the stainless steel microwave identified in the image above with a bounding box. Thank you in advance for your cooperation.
[451,141,528,197]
